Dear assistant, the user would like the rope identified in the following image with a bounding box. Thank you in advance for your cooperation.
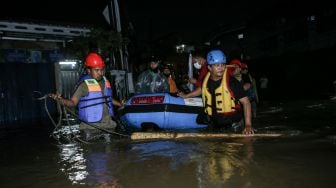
[63,105,129,137]
[33,92,64,140]
[36,93,87,144]
[35,93,130,144]
[60,102,90,144]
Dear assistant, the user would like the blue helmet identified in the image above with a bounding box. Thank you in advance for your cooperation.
[206,50,226,65]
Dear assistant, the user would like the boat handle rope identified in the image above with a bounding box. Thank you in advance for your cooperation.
[34,92,130,144]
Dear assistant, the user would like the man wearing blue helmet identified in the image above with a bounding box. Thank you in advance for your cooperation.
[201,49,254,135]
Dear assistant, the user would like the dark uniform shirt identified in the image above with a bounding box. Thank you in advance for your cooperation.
[207,76,247,128]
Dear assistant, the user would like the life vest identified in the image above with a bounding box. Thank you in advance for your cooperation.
[78,75,114,123]
[167,76,178,93]
[201,69,240,116]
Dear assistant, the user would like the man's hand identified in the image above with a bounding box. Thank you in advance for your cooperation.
[50,93,62,101]
[189,78,197,85]
[177,91,187,98]
[242,126,254,135]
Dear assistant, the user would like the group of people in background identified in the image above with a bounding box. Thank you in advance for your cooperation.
[51,49,270,142]
[134,55,178,94]
[134,49,261,135]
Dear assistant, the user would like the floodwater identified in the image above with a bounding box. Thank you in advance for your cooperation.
[1,99,336,188]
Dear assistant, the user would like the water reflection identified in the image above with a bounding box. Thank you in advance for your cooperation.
[58,143,87,184]
[131,141,197,170]
[57,143,118,187]
[56,138,256,187]
[196,138,255,187]
[129,138,256,187]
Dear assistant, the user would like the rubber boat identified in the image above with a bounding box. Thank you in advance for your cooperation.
[119,93,207,131]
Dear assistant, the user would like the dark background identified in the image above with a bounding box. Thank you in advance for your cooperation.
[1,0,333,42]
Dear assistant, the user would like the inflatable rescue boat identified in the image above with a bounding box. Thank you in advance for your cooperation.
[119,93,207,131]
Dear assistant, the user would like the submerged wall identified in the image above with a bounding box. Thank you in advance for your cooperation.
[0,63,57,128]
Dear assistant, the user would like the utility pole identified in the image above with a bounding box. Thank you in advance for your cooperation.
[103,0,133,99]
[103,0,126,70]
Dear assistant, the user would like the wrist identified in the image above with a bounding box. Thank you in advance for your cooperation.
[245,124,252,128]
[59,97,65,105]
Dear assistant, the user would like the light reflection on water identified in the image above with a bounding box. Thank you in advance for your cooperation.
[1,99,336,188]
[55,137,258,187]
[57,143,120,187]
[58,143,88,184]
[57,134,256,185]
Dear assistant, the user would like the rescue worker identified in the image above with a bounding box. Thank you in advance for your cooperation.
[177,54,207,98]
[201,49,254,134]
[51,52,123,141]
[241,63,259,118]
[228,58,242,79]
[135,55,169,94]
[190,54,208,88]
[227,59,258,118]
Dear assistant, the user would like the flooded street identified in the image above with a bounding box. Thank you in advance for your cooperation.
[1,99,336,188]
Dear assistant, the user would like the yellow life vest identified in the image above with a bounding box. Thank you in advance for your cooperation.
[201,68,239,115]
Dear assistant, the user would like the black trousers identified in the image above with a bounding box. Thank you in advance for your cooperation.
[197,112,243,130]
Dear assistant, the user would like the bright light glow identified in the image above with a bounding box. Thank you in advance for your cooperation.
[175,44,194,53]
[308,15,316,21]
[238,33,244,39]
[59,61,77,65]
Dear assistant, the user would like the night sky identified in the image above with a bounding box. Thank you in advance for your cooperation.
[0,1,106,25]
[1,0,332,42]
[0,0,335,124]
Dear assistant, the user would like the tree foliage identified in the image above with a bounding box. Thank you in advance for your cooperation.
[62,27,128,60]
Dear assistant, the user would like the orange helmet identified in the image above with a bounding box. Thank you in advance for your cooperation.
[241,63,248,69]
[229,59,242,67]
[84,53,105,68]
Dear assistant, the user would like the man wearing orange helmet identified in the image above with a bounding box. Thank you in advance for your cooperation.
[51,52,123,141]
[228,58,242,79]
[228,59,258,118]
